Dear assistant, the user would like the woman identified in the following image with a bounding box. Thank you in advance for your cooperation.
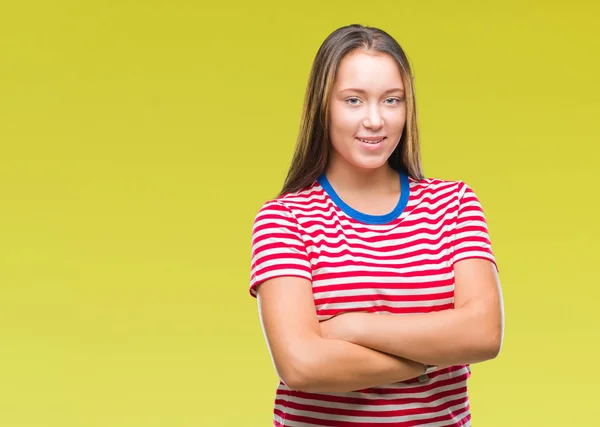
[249,24,504,427]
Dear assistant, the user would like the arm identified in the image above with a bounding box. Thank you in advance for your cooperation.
[257,276,426,393]
[320,258,504,366]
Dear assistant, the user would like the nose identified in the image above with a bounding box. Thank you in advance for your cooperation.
[363,105,384,129]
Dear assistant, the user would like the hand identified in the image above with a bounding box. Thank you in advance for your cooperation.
[319,312,363,341]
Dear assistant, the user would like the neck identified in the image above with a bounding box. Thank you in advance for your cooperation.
[324,157,398,194]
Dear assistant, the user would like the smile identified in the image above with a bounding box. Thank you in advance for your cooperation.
[357,137,386,144]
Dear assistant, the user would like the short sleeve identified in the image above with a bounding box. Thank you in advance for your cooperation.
[451,182,499,272]
[249,201,312,298]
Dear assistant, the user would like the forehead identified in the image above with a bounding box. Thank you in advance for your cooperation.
[334,50,404,90]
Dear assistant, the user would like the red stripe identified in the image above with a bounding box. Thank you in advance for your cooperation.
[300,218,456,242]
[254,251,310,265]
[252,231,305,246]
[253,264,311,277]
[312,269,448,281]
[275,398,469,426]
[313,250,452,267]
[276,391,467,417]
[278,373,468,406]
[314,291,454,305]
[317,303,454,316]
[312,279,454,294]
[303,239,455,256]
[314,258,451,272]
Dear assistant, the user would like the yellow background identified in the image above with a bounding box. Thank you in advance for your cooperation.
[1,1,598,426]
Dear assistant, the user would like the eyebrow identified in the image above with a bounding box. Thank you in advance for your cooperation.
[338,88,405,94]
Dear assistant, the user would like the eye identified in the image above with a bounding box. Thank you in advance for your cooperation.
[345,97,361,105]
[385,97,403,105]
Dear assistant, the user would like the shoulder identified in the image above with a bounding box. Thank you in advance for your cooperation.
[409,176,471,198]
[408,176,488,216]
[254,181,324,219]
[252,180,323,229]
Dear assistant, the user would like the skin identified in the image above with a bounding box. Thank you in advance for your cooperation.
[256,49,504,393]
[326,49,407,215]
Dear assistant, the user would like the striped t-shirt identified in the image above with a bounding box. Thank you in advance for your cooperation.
[249,170,497,427]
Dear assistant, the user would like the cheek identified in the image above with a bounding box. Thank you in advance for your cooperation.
[331,108,359,135]
[385,108,407,129]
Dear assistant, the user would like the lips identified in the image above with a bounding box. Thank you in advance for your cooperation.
[357,137,386,144]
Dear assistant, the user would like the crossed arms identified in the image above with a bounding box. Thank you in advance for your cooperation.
[256,258,504,393]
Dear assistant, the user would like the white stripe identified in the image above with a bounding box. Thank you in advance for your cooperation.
[453,251,494,261]
[312,250,452,267]
[283,382,467,412]
[253,269,311,284]
[313,262,451,276]
[317,298,454,310]
[313,284,454,298]
[312,272,453,287]
[274,398,469,424]
[307,237,454,257]
[302,219,457,242]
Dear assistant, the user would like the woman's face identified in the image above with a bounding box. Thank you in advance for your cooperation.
[328,50,407,172]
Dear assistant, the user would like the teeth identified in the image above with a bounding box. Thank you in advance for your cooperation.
[358,138,384,144]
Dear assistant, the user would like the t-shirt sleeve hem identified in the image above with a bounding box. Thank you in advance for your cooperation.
[249,271,313,298]
[452,253,499,273]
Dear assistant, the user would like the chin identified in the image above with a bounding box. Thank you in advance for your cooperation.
[350,157,390,171]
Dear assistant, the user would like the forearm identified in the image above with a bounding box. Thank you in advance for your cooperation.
[345,306,502,366]
[283,336,424,393]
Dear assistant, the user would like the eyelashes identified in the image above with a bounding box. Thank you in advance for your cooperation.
[345,97,404,106]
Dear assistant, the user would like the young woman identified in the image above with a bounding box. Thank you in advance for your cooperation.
[249,24,504,427]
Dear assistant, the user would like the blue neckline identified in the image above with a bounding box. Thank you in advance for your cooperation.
[317,171,410,225]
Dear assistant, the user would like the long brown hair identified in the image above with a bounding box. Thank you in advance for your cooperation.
[279,24,424,197]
